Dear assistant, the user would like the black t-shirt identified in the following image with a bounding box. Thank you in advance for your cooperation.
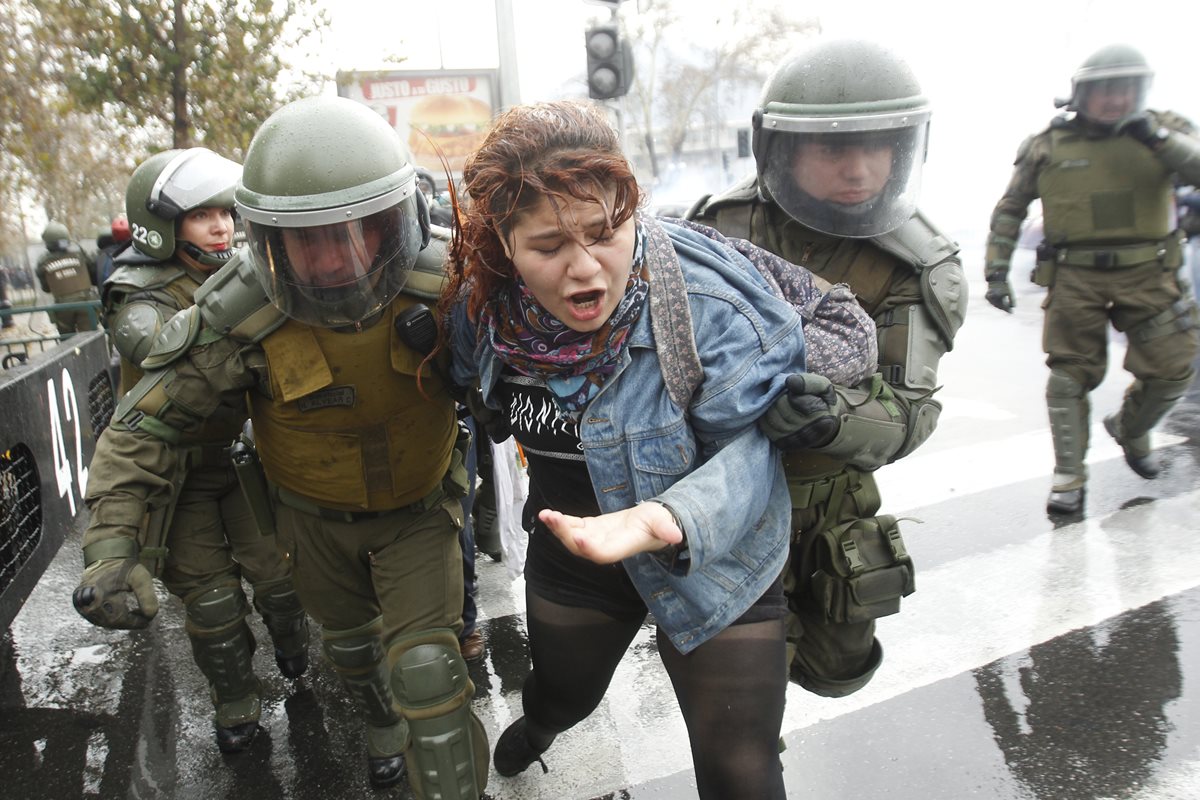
[498,372,645,616]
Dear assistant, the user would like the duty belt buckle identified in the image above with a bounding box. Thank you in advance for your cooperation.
[1094,251,1115,268]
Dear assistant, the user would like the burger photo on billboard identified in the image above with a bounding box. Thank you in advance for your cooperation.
[408,94,494,170]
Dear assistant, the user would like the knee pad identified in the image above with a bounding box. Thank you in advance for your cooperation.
[1046,369,1086,401]
[253,578,309,653]
[184,579,250,634]
[184,581,258,710]
[322,618,400,731]
[389,629,489,800]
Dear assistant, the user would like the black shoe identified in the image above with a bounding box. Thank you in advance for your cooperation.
[275,648,309,680]
[494,716,553,777]
[368,753,407,788]
[1047,487,1084,515]
[215,721,260,754]
[1104,414,1161,479]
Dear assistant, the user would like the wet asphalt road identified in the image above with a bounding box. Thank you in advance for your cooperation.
[3,238,1200,799]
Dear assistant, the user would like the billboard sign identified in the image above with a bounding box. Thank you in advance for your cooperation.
[337,68,499,176]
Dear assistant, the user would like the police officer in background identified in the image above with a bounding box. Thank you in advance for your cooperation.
[689,38,965,698]
[72,96,487,797]
[984,44,1200,515]
[97,147,311,754]
[36,220,99,335]
[94,213,132,287]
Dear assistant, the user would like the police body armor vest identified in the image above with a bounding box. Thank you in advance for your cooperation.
[251,296,456,512]
[694,183,959,481]
[39,252,93,296]
[1040,125,1174,245]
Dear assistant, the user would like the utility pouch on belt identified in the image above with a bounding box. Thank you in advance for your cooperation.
[1033,243,1057,288]
[809,515,915,624]
[231,421,277,536]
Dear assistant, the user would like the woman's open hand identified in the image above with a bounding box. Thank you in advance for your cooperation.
[538,502,683,564]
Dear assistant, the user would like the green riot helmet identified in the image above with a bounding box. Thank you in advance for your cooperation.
[42,221,71,251]
[126,147,242,265]
[753,38,931,238]
[1068,44,1153,128]
[236,95,430,328]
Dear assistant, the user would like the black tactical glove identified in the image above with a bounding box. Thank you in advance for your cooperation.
[760,373,842,450]
[72,557,159,629]
[985,280,1015,313]
[1119,113,1166,149]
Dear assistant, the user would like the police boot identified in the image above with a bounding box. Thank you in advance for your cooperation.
[185,581,262,753]
[390,629,490,800]
[253,578,310,680]
[1105,375,1192,479]
[322,619,408,789]
[1046,371,1089,515]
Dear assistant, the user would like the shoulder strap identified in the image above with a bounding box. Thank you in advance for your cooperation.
[642,215,703,411]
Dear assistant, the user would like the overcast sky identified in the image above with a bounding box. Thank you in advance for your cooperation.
[316,0,1200,237]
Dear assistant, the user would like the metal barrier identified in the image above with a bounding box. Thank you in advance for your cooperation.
[0,330,115,631]
[1,299,103,365]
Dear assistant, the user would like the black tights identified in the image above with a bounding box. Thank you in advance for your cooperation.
[521,589,787,799]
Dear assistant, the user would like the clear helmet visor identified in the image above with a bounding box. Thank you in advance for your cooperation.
[760,115,928,238]
[1072,74,1151,126]
[244,195,423,328]
[150,149,242,219]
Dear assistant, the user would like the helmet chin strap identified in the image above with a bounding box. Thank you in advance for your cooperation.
[178,241,236,270]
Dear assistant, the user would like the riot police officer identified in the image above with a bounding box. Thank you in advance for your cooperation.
[35,220,99,335]
[984,44,1200,514]
[72,96,487,798]
[688,38,965,697]
[96,147,311,754]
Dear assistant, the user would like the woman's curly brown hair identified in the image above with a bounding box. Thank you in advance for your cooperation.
[438,100,643,326]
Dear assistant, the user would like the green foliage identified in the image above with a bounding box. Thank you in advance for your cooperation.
[34,0,330,156]
[0,0,329,258]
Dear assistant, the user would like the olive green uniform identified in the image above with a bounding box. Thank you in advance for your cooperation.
[101,251,309,732]
[985,109,1200,491]
[84,246,479,780]
[690,179,965,695]
[36,246,98,335]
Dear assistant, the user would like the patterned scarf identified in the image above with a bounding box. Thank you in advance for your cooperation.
[482,225,648,414]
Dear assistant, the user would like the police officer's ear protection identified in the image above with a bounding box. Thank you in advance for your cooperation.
[414,186,432,250]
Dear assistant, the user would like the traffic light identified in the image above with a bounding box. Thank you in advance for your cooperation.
[585,22,633,100]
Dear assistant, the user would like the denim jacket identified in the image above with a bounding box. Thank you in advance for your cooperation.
[450,221,807,653]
